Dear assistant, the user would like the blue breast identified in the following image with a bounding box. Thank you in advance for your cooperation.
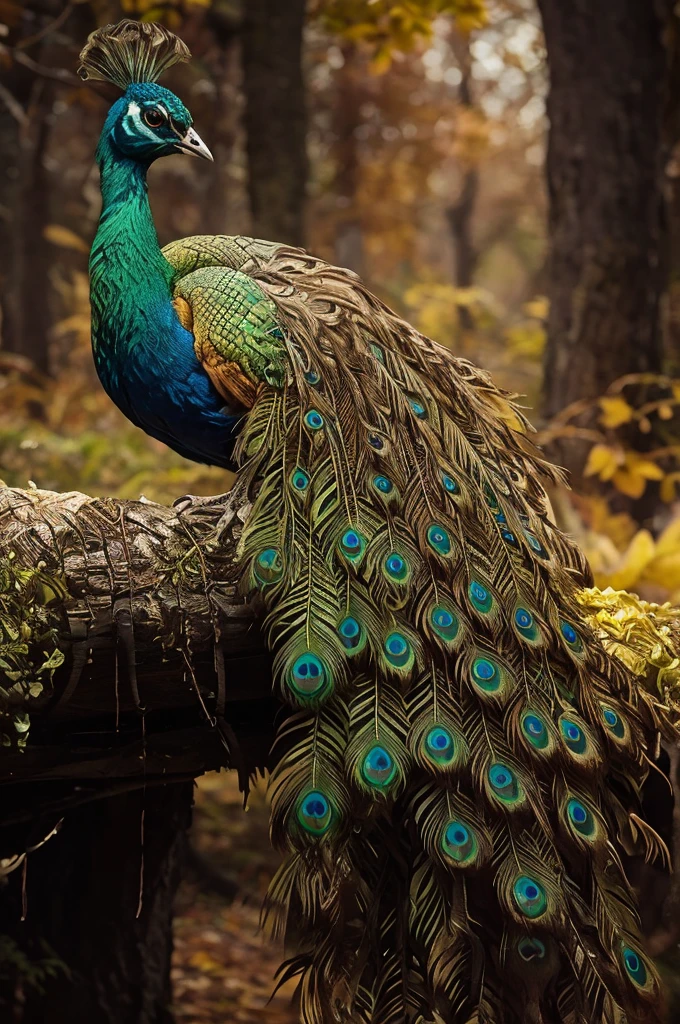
[94,301,242,470]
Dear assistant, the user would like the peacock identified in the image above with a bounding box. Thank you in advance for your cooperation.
[80,20,679,1023]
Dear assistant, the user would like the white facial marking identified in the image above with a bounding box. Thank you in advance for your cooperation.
[125,100,162,142]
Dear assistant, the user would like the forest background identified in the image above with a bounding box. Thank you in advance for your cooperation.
[1,0,680,1020]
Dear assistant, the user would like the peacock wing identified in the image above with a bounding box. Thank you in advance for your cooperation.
[214,246,672,1023]
[170,260,287,409]
[162,233,285,279]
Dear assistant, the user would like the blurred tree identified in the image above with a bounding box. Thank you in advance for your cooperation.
[242,0,308,246]
[538,0,670,483]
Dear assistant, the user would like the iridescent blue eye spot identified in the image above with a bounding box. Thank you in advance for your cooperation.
[368,432,384,450]
[339,529,366,563]
[622,946,648,987]
[468,581,493,614]
[514,606,539,642]
[408,395,427,419]
[254,547,283,585]
[369,343,385,363]
[566,798,596,839]
[501,529,518,547]
[298,790,332,834]
[362,745,397,787]
[513,875,547,919]
[521,711,549,751]
[384,631,413,670]
[384,552,409,583]
[560,717,588,755]
[442,820,478,866]
[304,409,324,431]
[429,605,460,644]
[442,472,459,494]
[291,468,309,492]
[601,704,626,739]
[304,369,321,385]
[517,937,546,962]
[289,653,328,698]
[338,616,363,652]
[373,474,394,495]
[427,524,452,556]
[495,512,507,525]
[424,726,455,766]
[471,657,501,693]
[560,619,583,654]
[524,530,547,557]
[488,762,520,803]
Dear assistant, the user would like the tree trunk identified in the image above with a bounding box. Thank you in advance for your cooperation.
[538,0,669,480]
[241,0,308,246]
[0,782,193,1024]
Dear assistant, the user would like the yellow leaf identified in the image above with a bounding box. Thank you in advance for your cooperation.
[599,396,634,428]
[627,456,664,480]
[594,530,656,591]
[660,475,677,503]
[43,225,88,254]
[612,468,646,498]
[644,552,680,592]
[638,416,651,433]
[521,295,549,320]
[654,517,680,557]
[658,403,674,420]
[584,444,621,481]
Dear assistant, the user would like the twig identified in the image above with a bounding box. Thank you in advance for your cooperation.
[0,44,79,85]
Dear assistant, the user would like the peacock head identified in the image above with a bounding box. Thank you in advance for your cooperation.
[79,20,212,166]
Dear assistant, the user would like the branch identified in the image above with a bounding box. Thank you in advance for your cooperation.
[0,485,275,807]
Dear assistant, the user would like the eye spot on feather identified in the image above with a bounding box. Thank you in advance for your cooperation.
[373,474,394,495]
[471,657,500,693]
[254,547,283,585]
[384,552,410,583]
[429,605,460,644]
[291,468,310,492]
[566,798,596,839]
[441,820,478,866]
[600,704,626,739]
[501,528,519,547]
[441,472,459,495]
[427,524,452,557]
[424,726,456,766]
[369,343,385,363]
[468,580,493,614]
[337,615,364,653]
[513,875,547,919]
[517,937,546,962]
[483,485,500,512]
[297,791,332,835]
[304,369,321,384]
[524,530,548,558]
[488,762,521,803]
[339,529,366,564]
[407,394,427,419]
[622,946,648,988]
[559,619,584,655]
[521,712,549,750]
[560,717,588,755]
[383,632,413,670]
[361,745,397,788]
[304,409,324,431]
[289,653,328,698]
[367,432,386,451]
[514,606,540,643]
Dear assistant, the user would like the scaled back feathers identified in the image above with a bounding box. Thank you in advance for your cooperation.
[78,19,190,90]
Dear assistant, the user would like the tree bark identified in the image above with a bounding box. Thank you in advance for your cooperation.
[0,483,275,1023]
[1,782,194,1024]
[241,0,308,246]
[538,0,669,480]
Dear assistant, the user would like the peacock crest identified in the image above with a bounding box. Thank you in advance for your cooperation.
[78,19,190,90]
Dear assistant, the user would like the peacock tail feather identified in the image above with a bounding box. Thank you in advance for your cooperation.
[209,245,678,1024]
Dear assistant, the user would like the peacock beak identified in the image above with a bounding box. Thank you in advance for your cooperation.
[176,127,213,162]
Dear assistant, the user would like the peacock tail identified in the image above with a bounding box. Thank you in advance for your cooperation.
[190,244,676,1024]
[79,22,679,1017]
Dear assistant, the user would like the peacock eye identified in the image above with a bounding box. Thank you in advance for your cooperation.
[143,108,164,129]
